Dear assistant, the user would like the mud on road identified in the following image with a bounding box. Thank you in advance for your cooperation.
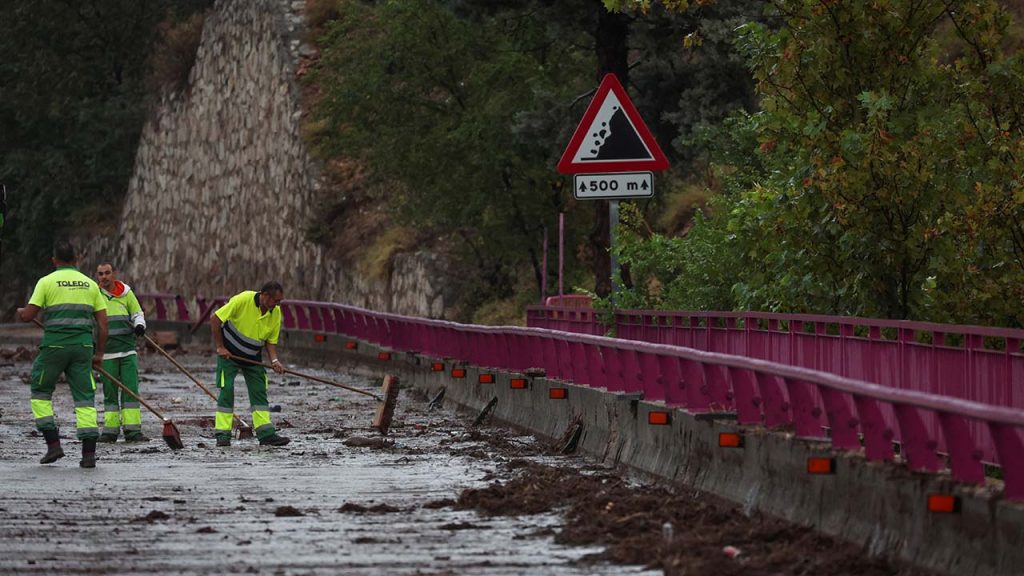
[0,347,929,575]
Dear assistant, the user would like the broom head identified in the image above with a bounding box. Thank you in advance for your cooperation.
[162,419,185,450]
[372,375,399,436]
[236,421,254,440]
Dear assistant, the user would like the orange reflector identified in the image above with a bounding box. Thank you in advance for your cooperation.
[479,373,495,384]
[648,411,670,426]
[927,494,959,514]
[451,368,466,379]
[378,351,391,361]
[719,432,743,448]
[510,378,528,389]
[806,457,835,475]
[314,334,327,343]
[549,387,568,400]
[344,341,358,350]
[431,362,445,372]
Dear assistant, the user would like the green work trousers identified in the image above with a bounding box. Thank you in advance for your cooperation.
[98,355,143,439]
[214,357,276,440]
[29,346,99,440]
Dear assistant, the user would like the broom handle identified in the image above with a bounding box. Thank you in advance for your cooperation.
[146,334,216,399]
[227,354,380,400]
[94,365,169,422]
[30,318,168,421]
[145,334,253,432]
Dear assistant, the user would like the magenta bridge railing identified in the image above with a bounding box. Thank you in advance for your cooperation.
[141,293,1024,500]
[529,305,1024,463]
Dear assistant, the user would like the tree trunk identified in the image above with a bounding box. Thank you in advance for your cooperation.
[591,4,629,297]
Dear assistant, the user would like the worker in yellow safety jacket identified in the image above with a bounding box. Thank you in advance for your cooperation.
[210,281,290,447]
[16,239,108,468]
[95,263,148,443]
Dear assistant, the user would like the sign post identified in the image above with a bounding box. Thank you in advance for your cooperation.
[557,73,670,293]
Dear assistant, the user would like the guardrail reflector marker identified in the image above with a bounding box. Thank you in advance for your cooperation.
[451,368,466,379]
[806,457,835,475]
[927,494,959,514]
[719,432,744,448]
[479,373,495,384]
[510,378,528,389]
[549,387,568,400]
[344,341,358,350]
[648,411,670,426]
[378,351,391,361]
[314,334,327,343]
[431,362,445,372]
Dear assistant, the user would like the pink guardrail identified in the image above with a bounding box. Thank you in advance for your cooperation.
[527,306,1024,462]
[140,294,1024,499]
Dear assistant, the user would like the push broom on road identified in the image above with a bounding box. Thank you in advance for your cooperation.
[94,365,185,450]
[144,334,255,440]
[32,318,184,449]
[226,354,399,435]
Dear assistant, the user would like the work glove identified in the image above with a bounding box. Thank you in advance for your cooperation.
[134,325,146,337]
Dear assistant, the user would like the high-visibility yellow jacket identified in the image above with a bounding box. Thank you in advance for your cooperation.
[101,280,145,357]
[28,266,107,347]
[215,290,281,361]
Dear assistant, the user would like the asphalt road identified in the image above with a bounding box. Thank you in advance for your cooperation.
[0,350,655,576]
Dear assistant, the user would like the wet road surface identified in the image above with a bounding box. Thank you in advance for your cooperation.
[0,350,654,575]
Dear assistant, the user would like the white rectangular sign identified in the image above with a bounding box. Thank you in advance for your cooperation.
[573,172,654,200]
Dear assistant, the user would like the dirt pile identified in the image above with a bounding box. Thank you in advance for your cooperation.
[456,450,930,576]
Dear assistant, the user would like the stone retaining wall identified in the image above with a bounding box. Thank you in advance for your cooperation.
[82,0,449,317]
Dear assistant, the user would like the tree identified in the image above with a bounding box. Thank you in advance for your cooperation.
[310,0,600,314]
[0,0,211,312]
[609,0,1024,326]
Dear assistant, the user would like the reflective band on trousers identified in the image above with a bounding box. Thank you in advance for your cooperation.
[75,406,98,429]
[122,407,142,427]
[31,398,54,419]
[215,407,234,432]
[252,410,272,430]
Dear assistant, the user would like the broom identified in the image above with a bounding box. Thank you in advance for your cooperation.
[31,318,184,449]
[144,334,255,439]
[227,354,399,435]
[94,365,185,450]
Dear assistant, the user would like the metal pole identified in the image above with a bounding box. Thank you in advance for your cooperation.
[610,200,620,295]
[541,226,548,304]
[558,212,565,298]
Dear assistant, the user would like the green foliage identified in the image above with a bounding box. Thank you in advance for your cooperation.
[0,0,211,309]
[609,0,1024,327]
[311,0,598,311]
[308,0,760,317]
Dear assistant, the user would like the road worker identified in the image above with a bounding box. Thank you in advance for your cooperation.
[16,239,108,468]
[95,263,148,443]
[210,281,290,447]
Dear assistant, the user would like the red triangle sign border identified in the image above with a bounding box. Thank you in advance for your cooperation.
[557,73,669,175]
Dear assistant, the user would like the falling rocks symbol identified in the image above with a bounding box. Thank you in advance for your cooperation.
[584,106,651,161]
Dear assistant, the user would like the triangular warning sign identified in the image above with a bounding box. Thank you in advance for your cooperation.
[557,73,669,174]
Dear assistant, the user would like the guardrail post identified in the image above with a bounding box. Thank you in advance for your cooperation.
[820,388,860,451]
[893,404,942,472]
[784,377,824,439]
[853,395,894,461]
[991,424,1024,500]
[727,367,761,425]
[756,372,791,428]
[938,412,984,485]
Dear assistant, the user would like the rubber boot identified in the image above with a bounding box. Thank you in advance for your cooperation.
[40,429,65,464]
[80,438,96,469]
[259,434,290,447]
